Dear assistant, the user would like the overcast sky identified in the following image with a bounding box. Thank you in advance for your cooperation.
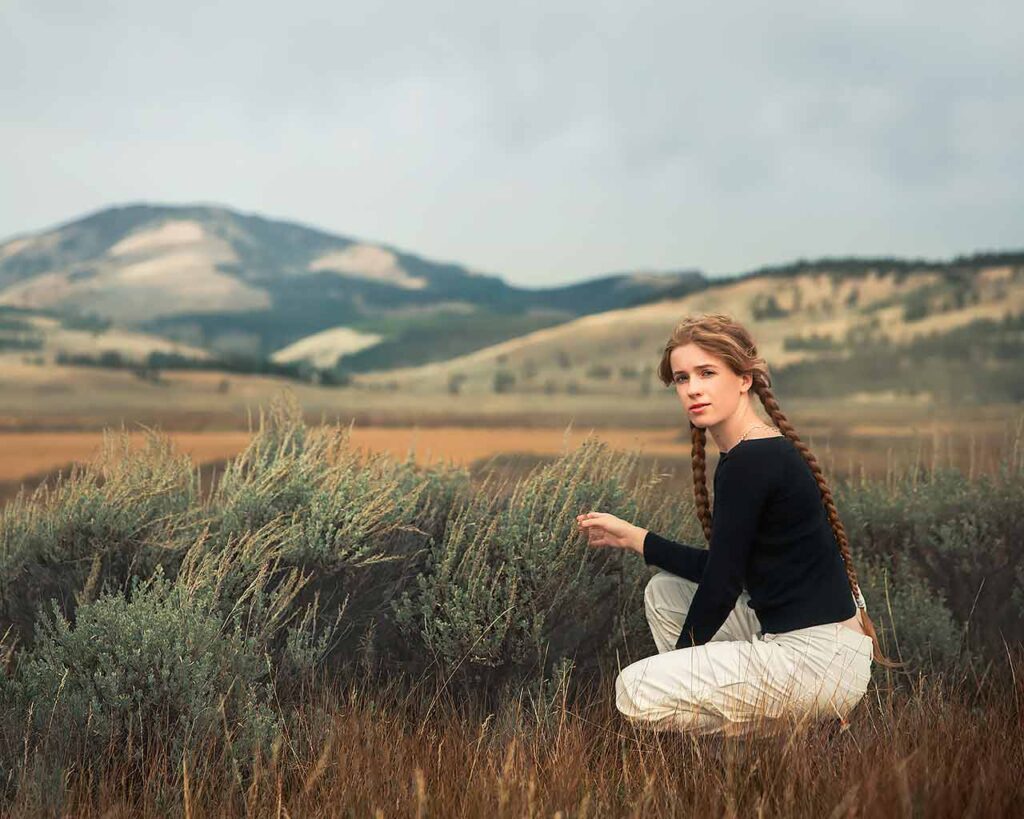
[2,1,1021,286]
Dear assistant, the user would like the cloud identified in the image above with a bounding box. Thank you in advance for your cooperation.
[1,0,1021,285]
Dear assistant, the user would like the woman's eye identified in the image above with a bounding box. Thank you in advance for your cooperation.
[675,371,713,383]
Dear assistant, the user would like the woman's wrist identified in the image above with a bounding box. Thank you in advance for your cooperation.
[629,525,648,556]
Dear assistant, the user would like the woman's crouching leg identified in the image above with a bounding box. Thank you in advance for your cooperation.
[614,652,726,734]
[644,571,761,652]
[614,639,795,737]
[644,571,698,654]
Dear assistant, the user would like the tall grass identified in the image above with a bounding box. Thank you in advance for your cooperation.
[1,395,1021,816]
[3,653,1021,817]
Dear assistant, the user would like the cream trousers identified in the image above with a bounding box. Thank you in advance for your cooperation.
[615,571,874,736]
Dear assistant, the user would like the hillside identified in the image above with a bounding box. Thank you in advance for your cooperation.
[352,257,1024,404]
[0,306,210,365]
[0,203,704,368]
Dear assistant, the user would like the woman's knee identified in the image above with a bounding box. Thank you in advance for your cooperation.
[615,661,711,731]
[614,670,635,718]
[644,571,695,617]
[614,664,647,720]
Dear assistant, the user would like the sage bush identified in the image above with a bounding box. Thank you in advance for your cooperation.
[0,430,198,645]
[0,518,335,769]
[204,394,472,669]
[856,557,965,672]
[392,439,700,688]
[836,460,1024,665]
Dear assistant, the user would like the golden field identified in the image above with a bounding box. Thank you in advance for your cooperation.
[0,368,1019,503]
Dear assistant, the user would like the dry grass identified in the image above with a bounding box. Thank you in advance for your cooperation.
[8,653,1022,818]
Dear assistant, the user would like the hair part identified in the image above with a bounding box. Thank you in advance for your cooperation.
[659,313,900,669]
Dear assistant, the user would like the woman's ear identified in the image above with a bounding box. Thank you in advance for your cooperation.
[740,372,753,393]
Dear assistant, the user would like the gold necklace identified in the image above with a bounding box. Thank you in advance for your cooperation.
[735,422,779,446]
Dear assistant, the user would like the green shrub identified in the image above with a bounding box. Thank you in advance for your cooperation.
[837,464,1024,662]
[857,558,964,673]
[197,395,475,678]
[208,395,455,565]
[750,294,789,320]
[393,438,679,688]
[4,567,277,765]
[0,430,197,645]
[2,518,341,769]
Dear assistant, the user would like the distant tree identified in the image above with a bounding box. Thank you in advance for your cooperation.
[493,370,516,393]
[783,333,840,352]
[132,366,165,385]
[586,364,613,380]
[554,350,572,369]
[99,350,124,368]
[319,367,351,387]
[448,372,467,395]
[751,294,789,320]
[903,291,931,322]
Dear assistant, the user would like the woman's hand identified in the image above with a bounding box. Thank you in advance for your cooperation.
[575,512,647,555]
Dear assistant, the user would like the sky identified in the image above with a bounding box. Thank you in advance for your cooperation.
[2,0,1021,286]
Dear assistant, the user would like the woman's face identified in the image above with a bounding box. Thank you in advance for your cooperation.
[669,343,751,428]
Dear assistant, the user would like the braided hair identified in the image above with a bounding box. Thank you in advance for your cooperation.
[658,313,900,668]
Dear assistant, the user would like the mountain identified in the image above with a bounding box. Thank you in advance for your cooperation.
[3,204,1021,402]
[0,203,706,368]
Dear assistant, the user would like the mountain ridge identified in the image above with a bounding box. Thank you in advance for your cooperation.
[2,203,1022,387]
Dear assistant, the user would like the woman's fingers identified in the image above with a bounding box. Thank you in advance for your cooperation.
[577,512,619,548]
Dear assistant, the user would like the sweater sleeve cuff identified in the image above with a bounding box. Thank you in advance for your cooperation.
[642,530,673,566]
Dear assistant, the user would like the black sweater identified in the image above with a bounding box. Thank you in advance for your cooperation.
[643,435,856,650]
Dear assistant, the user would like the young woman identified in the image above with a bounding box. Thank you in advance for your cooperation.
[576,313,897,736]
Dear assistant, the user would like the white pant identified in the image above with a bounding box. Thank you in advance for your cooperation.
[615,571,873,736]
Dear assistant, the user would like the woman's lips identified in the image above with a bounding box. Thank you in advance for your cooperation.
[689,403,710,413]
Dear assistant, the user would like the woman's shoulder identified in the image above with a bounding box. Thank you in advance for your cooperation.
[719,434,790,462]
[716,434,790,485]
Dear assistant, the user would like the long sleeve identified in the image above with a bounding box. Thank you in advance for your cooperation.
[642,530,709,584]
[674,452,778,650]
